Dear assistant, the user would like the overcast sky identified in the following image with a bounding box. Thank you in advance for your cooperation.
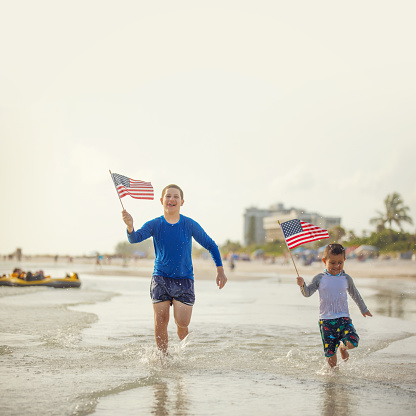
[1,1,415,256]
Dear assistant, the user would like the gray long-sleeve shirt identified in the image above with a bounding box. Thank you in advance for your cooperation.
[300,271,368,319]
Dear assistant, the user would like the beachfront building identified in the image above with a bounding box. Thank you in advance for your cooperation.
[244,203,341,245]
[243,207,274,246]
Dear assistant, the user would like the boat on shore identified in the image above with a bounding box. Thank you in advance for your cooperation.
[0,271,81,288]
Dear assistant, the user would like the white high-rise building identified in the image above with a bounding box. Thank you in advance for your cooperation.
[243,207,273,246]
[244,203,341,245]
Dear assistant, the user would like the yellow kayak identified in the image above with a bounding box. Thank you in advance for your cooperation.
[0,272,81,288]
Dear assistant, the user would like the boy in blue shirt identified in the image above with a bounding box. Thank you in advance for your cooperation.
[122,184,227,354]
[296,243,372,367]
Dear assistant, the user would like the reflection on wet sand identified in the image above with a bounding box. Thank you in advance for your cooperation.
[152,381,169,416]
[152,377,190,416]
[373,291,416,322]
[321,380,354,416]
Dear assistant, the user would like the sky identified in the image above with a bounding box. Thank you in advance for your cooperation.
[1,1,415,256]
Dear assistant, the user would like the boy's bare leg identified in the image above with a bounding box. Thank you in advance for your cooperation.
[172,300,193,340]
[340,340,354,361]
[153,301,171,353]
[327,354,337,368]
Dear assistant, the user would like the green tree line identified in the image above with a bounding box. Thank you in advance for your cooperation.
[223,192,415,257]
[114,239,154,258]
[345,192,414,253]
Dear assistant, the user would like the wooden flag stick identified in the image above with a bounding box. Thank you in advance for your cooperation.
[109,169,125,210]
[278,220,305,295]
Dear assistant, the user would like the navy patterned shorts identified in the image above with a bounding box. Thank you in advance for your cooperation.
[319,317,359,357]
[150,275,195,306]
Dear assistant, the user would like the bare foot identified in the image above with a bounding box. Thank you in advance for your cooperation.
[157,350,172,368]
[340,347,349,362]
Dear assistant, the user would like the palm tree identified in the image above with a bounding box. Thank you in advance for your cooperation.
[329,225,346,242]
[370,192,413,231]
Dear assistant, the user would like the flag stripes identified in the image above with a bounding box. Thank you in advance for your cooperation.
[280,219,329,249]
[111,172,154,200]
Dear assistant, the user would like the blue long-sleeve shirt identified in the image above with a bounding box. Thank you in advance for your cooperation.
[127,215,223,280]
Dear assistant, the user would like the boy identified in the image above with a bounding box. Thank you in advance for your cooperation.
[122,184,227,354]
[296,243,372,367]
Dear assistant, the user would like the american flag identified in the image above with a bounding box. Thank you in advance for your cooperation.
[280,219,329,249]
[111,173,154,200]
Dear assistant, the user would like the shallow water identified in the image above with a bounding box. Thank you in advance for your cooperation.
[1,261,416,415]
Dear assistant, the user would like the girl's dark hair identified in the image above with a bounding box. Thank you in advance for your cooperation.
[323,243,345,258]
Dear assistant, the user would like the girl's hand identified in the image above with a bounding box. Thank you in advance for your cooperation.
[363,310,373,317]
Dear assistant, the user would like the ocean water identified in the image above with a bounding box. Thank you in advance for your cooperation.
[1,261,416,415]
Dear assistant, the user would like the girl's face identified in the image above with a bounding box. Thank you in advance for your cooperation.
[160,188,184,215]
[322,253,345,275]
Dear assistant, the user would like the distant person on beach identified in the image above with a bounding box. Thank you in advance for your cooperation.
[296,243,372,368]
[229,253,235,271]
[122,184,227,354]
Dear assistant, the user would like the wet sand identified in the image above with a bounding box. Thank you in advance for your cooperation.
[1,258,416,415]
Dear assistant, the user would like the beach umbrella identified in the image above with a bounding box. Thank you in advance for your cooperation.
[303,249,318,255]
[292,247,307,254]
[345,246,358,255]
[355,245,379,254]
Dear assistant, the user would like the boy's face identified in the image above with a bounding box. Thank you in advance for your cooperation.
[160,188,184,215]
[322,253,345,275]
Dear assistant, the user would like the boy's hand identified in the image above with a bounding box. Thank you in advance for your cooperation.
[296,276,305,287]
[362,310,373,317]
[122,210,134,233]
[216,266,227,289]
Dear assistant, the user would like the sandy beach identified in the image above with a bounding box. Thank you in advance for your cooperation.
[89,256,416,280]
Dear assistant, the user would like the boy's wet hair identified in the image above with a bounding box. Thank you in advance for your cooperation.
[161,184,184,199]
[323,243,345,259]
